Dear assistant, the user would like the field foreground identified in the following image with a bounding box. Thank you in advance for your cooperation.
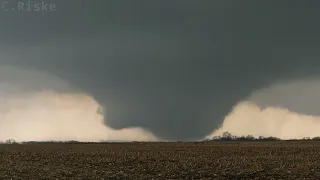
[1,141,320,179]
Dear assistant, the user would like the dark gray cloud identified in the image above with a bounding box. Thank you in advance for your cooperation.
[1,0,320,140]
[248,79,320,116]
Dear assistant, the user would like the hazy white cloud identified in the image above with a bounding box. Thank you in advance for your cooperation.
[0,91,157,142]
[0,65,157,142]
[207,79,320,140]
[208,101,320,140]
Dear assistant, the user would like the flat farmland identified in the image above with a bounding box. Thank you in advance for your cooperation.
[0,141,320,179]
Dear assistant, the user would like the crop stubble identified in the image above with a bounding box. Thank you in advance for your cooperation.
[0,141,320,179]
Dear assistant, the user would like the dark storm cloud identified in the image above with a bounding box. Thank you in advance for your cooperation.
[1,0,320,140]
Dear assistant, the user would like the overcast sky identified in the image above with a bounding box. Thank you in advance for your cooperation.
[1,1,320,140]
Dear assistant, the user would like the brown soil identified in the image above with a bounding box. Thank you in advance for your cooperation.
[0,141,319,179]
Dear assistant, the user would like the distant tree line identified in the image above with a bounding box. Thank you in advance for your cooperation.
[203,132,320,142]
[0,140,128,144]
[2,132,320,144]
[0,140,85,144]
